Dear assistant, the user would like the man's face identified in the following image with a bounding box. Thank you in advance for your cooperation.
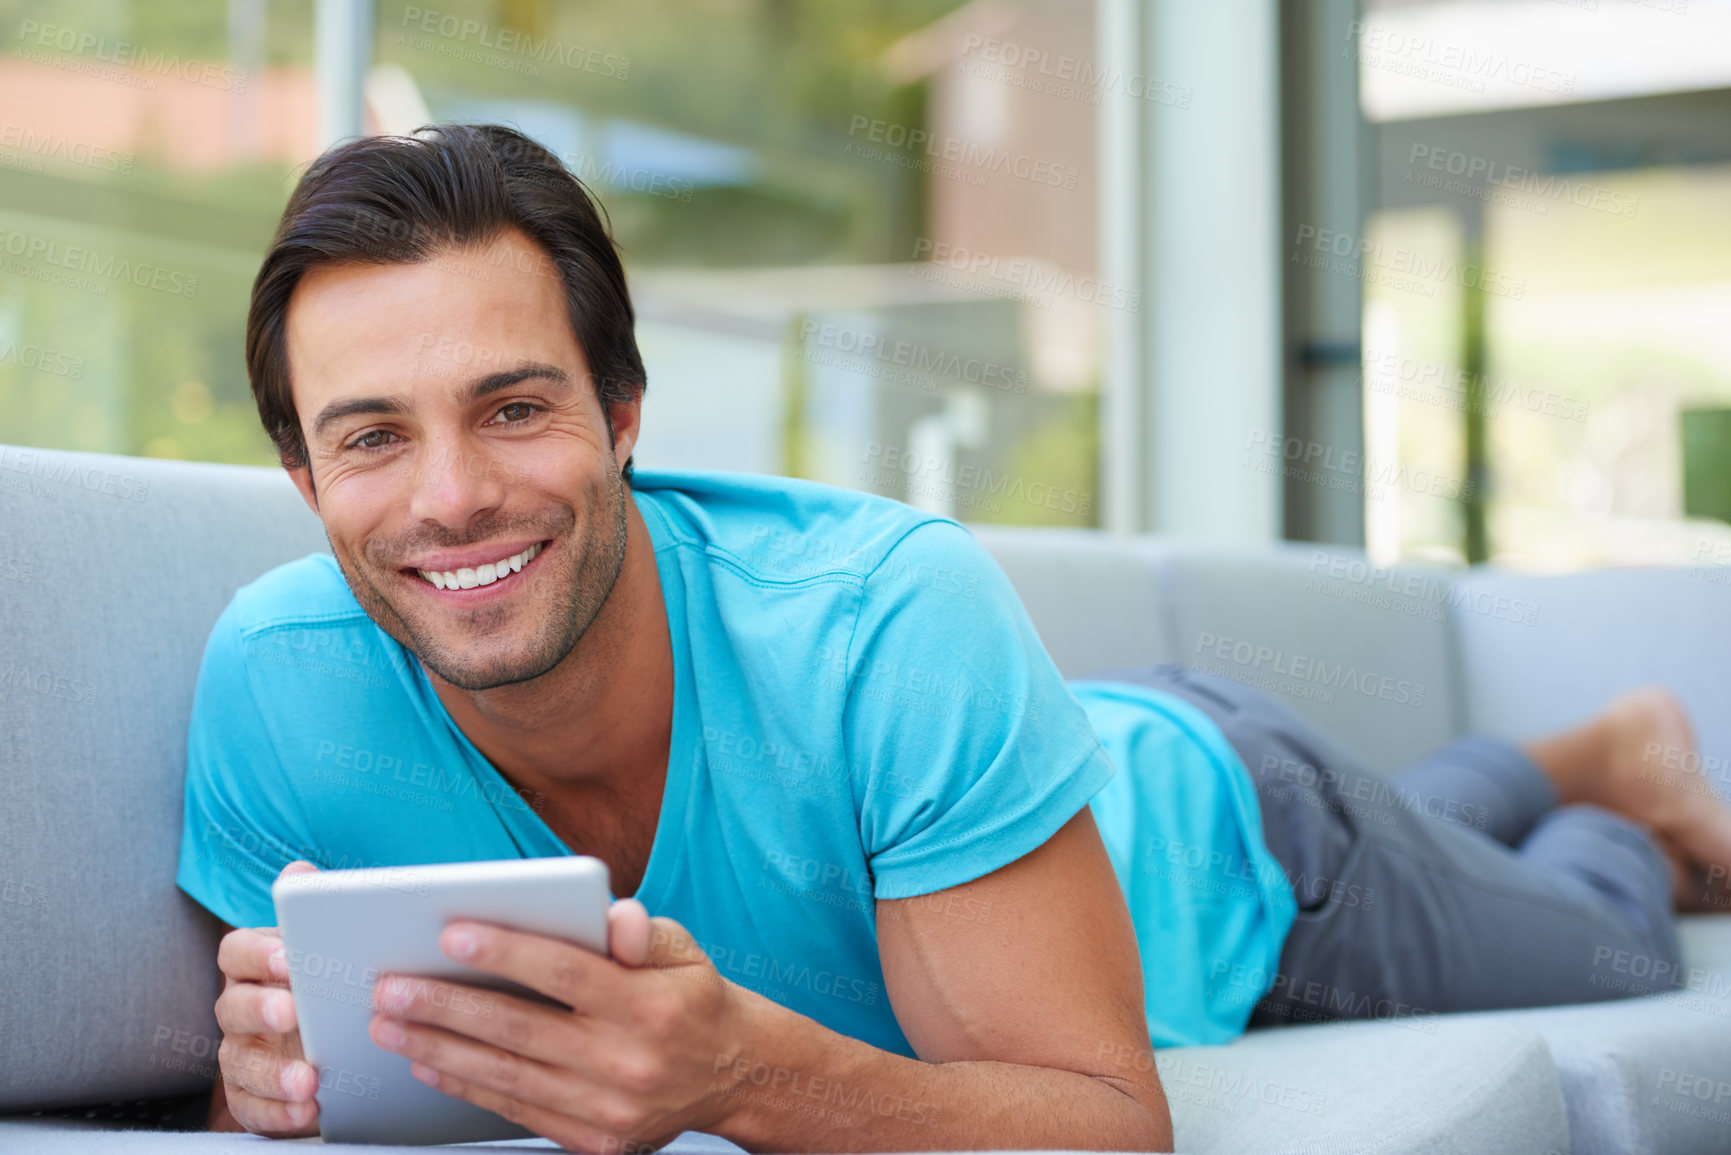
[283,228,639,692]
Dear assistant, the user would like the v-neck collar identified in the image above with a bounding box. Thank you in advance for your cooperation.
[406,495,692,909]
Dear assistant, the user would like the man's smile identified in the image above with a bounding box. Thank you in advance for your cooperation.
[403,538,550,593]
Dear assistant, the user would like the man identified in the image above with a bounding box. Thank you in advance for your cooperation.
[180,125,1731,1153]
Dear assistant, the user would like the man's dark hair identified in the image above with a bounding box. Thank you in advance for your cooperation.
[245,123,646,478]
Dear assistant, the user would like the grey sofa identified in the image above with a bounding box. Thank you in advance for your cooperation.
[3,443,1729,1155]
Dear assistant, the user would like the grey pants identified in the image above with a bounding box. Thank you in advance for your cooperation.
[1099,664,1683,1024]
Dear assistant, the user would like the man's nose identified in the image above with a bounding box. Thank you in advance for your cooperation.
[405,438,508,528]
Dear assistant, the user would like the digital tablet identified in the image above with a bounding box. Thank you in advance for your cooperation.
[272,856,612,1146]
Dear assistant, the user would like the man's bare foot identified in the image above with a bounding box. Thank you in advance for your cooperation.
[1526,686,1731,910]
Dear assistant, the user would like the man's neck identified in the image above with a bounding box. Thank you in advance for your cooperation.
[426,493,675,806]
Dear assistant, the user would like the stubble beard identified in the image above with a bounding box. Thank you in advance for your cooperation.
[335,469,631,692]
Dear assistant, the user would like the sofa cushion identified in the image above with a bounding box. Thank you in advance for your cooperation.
[0,446,327,1111]
[1143,542,1462,774]
[0,1018,1568,1154]
[1473,915,1731,1155]
[1165,1015,1566,1154]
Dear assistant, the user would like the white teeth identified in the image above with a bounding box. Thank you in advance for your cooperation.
[416,542,543,590]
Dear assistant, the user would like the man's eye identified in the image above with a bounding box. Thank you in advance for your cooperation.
[494,402,538,424]
[351,430,396,451]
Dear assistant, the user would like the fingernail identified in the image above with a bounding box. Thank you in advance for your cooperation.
[279,1061,305,1098]
[410,1062,438,1087]
[268,947,287,979]
[377,976,409,1013]
[445,928,477,961]
[264,992,292,1033]
[373,1018,406,1048]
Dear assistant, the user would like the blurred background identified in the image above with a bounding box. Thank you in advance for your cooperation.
[2,0,1731,570]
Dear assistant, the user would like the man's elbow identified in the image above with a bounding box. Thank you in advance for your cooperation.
[1095,1074,1173,1152]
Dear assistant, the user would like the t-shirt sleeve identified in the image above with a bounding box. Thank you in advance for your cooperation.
[844,521,1116,900]
[175,605,314,929]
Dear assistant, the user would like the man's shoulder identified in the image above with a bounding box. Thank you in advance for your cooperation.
[631,469,981,587]
[201,553,412,700]
[221,552,369,636]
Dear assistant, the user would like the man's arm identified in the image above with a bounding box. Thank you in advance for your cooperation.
[364,809,1170,1153]
[724,806,1170,1151]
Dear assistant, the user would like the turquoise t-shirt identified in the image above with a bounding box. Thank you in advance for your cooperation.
[176,469,1290,1054]
[1074,682,1297,1047]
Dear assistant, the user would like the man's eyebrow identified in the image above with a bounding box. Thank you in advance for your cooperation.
[310,363,571,442]
[463,362,571,405]
[313,395,407,440]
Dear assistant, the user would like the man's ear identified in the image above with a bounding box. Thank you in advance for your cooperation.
[286,462,318,514]
[607,393,644,475]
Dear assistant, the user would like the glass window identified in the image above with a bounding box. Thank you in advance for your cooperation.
[1358,0,1731,569]
[2,0,1107,529]
[0,0,317,465]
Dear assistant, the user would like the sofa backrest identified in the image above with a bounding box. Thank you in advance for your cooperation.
[0,446,326,1110]
[1451,566,1731,781]
[968,527,1178,675]
[974,532,1465,773]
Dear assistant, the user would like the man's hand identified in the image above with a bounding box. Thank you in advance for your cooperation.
[368,898,752,1153]
[209,860,322,1136]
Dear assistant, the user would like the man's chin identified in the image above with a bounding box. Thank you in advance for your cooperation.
[412,640,566,692]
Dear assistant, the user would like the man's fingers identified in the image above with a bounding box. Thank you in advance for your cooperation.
[218,1036,318,1102]
[641,915,707,970]
[217,927,288,984]
[226,1080,321,1137]
[608,899,651,968]
[277,859,320,879]
[438,921,628,1014]
[216,981,298,1036]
